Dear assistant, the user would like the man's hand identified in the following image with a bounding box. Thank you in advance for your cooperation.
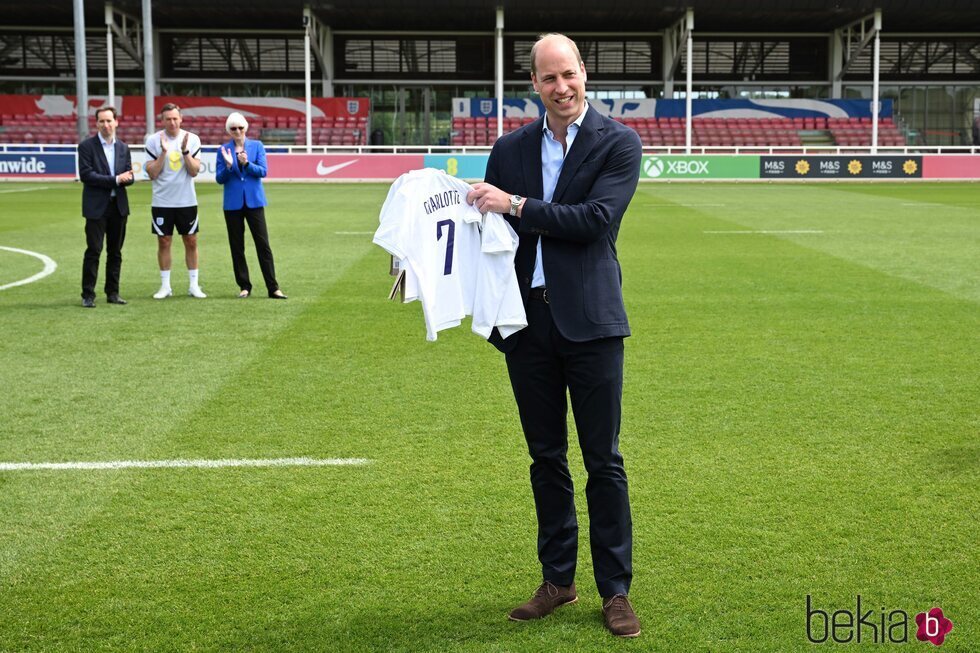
[181,132,190,154]
[145,134,166,180]
[116,170,134,185]
[467,182,515,216]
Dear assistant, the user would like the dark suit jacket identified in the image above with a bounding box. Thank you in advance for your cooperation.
[78,135,133,219]
[484,107,642,352]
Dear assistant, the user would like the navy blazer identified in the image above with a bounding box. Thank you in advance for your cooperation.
[78,135,133,219]
[215,138,268,210]
[485,108,642,352]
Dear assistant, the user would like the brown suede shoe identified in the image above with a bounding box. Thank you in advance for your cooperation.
[508,581,578,621]
[602,594,641,637]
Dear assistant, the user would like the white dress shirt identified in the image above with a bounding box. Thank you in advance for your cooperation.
[99,133,117,195]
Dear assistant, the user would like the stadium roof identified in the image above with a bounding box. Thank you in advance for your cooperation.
[6,0,980,33]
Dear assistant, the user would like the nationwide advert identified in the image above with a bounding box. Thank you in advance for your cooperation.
[0,153,75,179]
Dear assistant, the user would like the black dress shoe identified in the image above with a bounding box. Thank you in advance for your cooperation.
[82,297,96,308]
[269,291,288,299]
[107,294,128,305]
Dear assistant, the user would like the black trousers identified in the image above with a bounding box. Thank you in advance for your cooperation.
[81,200,127,300]
[505,298,632,598]
[224,207,279,295]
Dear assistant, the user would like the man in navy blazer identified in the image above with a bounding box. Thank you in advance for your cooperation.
[467,34,642,637]
[78,106,135,307]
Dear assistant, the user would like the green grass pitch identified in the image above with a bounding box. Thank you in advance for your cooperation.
[0,180,977,651]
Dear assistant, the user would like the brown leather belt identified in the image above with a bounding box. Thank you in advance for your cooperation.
[529,287,548,303]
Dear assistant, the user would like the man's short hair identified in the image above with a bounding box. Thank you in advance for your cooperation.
[95,106,117,120]
[530,33,584,76]
[160,103,181,116]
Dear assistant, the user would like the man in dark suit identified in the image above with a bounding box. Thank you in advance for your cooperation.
[467,33,642,638]
[78,106,135,307]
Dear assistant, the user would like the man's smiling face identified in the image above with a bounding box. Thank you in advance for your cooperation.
[531,36,587,131]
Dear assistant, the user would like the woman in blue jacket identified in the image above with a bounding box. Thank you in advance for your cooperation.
[216,112,287,299]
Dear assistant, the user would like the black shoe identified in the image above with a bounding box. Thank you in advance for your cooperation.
[107,294,127,305]
[269,291,288,299]
[82,297,96,308]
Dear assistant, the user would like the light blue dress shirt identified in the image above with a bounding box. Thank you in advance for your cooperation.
[99,133,117,196]
[532,103,589,288]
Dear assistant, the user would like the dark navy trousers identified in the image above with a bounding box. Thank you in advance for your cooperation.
[505,297,632,598]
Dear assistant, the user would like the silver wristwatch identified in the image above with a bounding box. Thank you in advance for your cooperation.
[509,194,523,216]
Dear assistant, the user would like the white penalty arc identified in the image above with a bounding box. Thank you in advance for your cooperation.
[0,456,372,472]
[0,245,58,291]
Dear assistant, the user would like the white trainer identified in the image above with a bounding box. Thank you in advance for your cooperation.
[188,286,207,298]
[153,286,173,299]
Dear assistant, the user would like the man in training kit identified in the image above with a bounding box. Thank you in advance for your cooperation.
[144,103,206,299]
[467,33,643,638]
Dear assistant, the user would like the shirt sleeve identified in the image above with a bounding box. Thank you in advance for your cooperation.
[471,212,525,339]
[402,259,420,303]
[479,212,517,254]
[373,182,412,260]
[189,133,202,157]
[144,134,159,159]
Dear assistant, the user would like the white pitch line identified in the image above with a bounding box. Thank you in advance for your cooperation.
[901,202,980,206]
[334,231,374,235]
[0,457,371,472]
[646,203,727,207]
[703,230,824,234]
[0,186,51,194]
[0,245,58,291]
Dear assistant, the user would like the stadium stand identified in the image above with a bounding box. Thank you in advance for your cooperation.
[451,115,906,149]
[0,112,368,146]
[828,117,905,147]
[0,1,975,148]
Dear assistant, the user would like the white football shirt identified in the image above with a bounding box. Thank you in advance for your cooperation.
[144,129,202,207]
[374,168,526,341]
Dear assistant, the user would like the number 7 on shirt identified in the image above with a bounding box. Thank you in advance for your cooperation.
[436,219,455,275]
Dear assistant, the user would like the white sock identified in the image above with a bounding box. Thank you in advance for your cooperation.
[160,270,171,287]
[189,269,199,287]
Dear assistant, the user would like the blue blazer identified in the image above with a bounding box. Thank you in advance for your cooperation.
[215,138,268,210]
[484,108,642,352]
[78,135,133,218]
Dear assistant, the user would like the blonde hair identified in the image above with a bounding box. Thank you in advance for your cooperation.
[225,112,249,133]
